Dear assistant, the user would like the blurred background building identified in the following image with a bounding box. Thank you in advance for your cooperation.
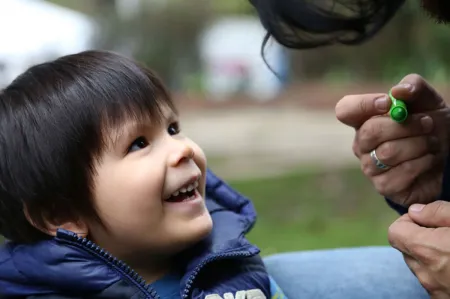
[1,0,450,253]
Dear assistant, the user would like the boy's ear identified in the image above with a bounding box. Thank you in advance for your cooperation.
[23,206,89,238]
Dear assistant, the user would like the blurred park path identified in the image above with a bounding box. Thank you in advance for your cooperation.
[181,107,358,179]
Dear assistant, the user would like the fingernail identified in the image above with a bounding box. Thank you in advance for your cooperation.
[375,95,389,111]
[396,83,414,92]
[420,116,433,133]
[410,204,425,212]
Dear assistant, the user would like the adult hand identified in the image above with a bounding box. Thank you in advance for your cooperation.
[388,201,450,298]
[335,74,450,207]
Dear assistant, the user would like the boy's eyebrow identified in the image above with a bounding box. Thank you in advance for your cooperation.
[166,110,179,122]
[108,108,178,149]
[109,122,148,149]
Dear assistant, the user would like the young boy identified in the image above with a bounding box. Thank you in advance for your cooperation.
[0,51,287,299]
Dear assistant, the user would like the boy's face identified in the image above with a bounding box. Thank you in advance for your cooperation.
[87,105,212,266]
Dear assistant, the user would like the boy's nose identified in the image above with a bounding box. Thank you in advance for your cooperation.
[168,140,195,167]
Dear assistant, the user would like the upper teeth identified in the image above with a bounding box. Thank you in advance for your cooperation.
[171,180,199,197]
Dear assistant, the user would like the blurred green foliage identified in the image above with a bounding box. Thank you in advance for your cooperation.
[228,167,397,256]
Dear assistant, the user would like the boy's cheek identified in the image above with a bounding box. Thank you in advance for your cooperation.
[191,143,207,170]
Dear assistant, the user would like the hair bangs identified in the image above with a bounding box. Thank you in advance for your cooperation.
[96,64,177,133]
[97,80,176,154]
[52,51,176,156]
[250,0,407,49]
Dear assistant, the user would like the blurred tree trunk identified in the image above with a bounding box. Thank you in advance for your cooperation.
[93,0,212,84]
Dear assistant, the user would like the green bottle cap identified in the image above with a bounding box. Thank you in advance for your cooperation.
[388,91,408,123]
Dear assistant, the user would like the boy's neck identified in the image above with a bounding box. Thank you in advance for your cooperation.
[126,255,174,284]
[135,266,171,283]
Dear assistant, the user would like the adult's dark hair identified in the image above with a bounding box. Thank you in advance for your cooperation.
[0,50,175,243]
[249,0,407,49]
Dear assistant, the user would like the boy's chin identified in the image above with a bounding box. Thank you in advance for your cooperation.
[421,0,450,23]
[173,213,213,251]
[189,213,213,242]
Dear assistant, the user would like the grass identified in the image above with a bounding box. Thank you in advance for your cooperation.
[227,167,398,256]
[0,167,398,253]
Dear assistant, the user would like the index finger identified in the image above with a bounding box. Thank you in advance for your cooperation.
[335,93,391,129]
[391,74,447,112]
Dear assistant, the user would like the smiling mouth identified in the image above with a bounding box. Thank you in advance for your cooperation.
[165,179,199,203]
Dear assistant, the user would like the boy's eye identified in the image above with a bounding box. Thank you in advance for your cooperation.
[128,136,149,153]
[168,122,180,135]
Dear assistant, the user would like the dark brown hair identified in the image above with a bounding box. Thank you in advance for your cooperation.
[249,0,406,49]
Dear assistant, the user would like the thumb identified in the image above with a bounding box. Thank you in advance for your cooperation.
[391,74,446,113]
[409,200,450,228]
[335,93,390,129]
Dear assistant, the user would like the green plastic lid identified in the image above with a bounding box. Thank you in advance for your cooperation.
[388,91,408,123]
